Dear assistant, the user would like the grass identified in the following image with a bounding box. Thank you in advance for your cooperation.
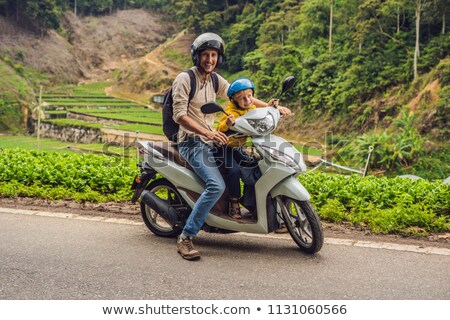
[44,118,163,135]
[0,135,73,152]
[46,101,142,107]
[44,102,163,127]
[35,81,165,136]
[43,97,133,102]
[45,119,104,129]
[114,123,163,135]
[1,146,448,236]
[0,135,136,157]
[44,110,70,115]
[71,109,162,124]
[161,49,191,69]
[294,144,322,156]
[30,80,320,158]
[48,82,114,95]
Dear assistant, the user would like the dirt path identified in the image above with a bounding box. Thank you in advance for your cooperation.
[1,197,448,249]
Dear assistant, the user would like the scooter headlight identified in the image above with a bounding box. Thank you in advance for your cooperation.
[247,114,275,134]
[260,146,301,171]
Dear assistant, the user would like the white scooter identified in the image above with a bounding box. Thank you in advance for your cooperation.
[131,77,323,253]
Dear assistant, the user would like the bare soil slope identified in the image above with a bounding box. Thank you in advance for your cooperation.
[0,9,175,84]
[109,31,194,104]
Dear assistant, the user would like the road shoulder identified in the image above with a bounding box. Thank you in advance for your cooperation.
[1,196,449,250]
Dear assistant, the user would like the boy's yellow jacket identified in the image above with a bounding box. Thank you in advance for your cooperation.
[217,101,256,148]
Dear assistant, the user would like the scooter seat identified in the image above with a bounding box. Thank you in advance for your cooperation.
[147,141,193,171]
[146,141,231,217]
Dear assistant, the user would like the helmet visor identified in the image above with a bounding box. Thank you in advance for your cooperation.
[197,40,224,54]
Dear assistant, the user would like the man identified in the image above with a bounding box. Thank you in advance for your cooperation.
[172,33,291,260]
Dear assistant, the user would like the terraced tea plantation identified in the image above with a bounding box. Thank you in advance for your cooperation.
[34,82,321,155]
[40,82,164,135]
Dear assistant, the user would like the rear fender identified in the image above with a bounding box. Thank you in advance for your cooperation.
[131,166,157,203]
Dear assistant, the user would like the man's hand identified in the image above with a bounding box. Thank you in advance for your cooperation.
[206,130,229,145]
[278,106,292,117]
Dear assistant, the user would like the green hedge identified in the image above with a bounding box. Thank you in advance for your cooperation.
[300,173,449,236]
[0,148,138,201]
[1,148,448,235]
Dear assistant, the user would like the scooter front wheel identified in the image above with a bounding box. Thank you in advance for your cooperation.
[276,197,324,254]
[140,178,183,238]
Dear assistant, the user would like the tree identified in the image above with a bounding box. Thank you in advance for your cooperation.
[329,0,333,52]
[413,0,434,79]
[414,0,421,79]
[293,0,329,46]
[25,0,60,36]
[169,0,208,32]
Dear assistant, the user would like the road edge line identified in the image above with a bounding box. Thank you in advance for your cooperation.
[2,207,449,256]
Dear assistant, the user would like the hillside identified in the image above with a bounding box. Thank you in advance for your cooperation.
[111,29,449,178]
[108,31,194,104]
[114,32,448,142]
[0,4,448,178]
[0,9,175,84]
[0,9,175,132]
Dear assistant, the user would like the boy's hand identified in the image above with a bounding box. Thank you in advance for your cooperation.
[225,114,235,126]
[267,99,279,107]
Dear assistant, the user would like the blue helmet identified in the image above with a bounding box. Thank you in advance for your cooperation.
[227,78,255,99]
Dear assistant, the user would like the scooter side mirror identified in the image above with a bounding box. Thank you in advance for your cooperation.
[281,76,296,93]
[275,76,296,100]
[201,101,228,115]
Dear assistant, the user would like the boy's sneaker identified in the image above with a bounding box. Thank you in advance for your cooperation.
[275,222,288,234]
[177,235,200,260]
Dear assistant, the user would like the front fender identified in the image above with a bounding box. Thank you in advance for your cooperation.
[270,176,310,201]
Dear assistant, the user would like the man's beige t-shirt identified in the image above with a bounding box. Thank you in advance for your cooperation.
[172,67,229,144]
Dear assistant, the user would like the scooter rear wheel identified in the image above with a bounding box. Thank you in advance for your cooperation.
[277,197,324,254]
[140,178,184,238]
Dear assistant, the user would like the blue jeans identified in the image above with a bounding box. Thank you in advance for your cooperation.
[178,137,226,237]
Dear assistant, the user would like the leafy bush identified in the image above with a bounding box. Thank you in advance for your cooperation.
[299,173,450,235]
[0,149,138,200]
[337,111,425,172]
[0,149,448,236]
[0,99,23,133]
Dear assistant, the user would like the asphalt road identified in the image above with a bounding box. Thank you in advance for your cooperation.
[1,210,449,300]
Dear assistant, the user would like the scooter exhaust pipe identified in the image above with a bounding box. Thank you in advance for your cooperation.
[140,190,181,225]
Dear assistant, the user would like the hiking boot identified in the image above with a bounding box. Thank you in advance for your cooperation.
[177,235,200,260]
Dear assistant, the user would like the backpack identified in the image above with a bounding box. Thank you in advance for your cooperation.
[162,69,219,142]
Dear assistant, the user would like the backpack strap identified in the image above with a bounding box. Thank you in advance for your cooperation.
[211,72,219,93]
[185,69,196,102]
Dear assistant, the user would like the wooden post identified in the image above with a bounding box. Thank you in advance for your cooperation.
[135,131,139,162]
[414,0,421,79]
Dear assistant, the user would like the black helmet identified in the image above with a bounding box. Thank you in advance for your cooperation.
[191,32,225,68]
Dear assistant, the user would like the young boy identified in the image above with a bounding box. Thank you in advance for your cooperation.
[216,78,278,219]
